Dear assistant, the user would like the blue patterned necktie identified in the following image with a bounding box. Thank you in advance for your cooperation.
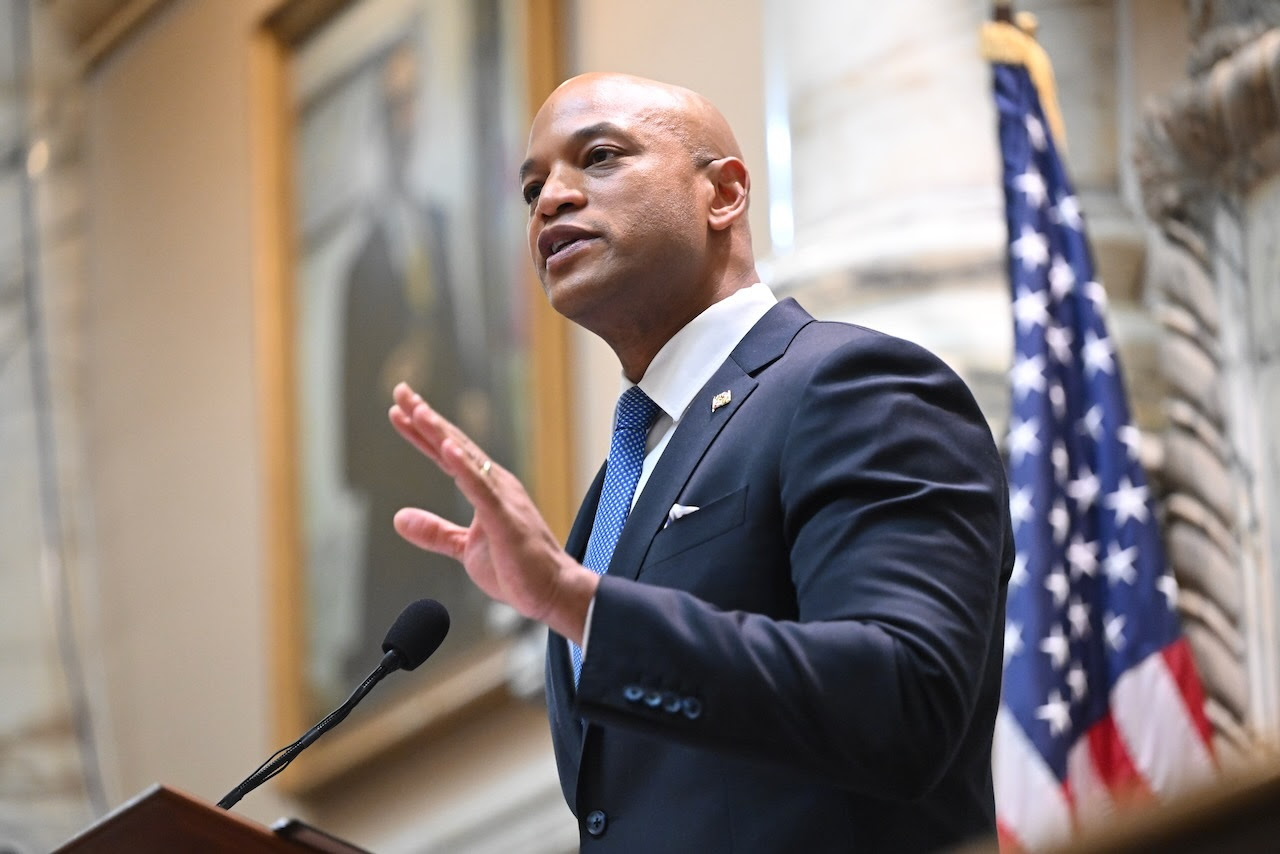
[572,386,662,685]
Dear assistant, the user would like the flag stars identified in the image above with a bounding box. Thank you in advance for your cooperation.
[1084,280,1108,308]
[1157,573,1179,610]
[1105,477,1150,526]
[1048,256,1076,300]
[1105,612,1127,651]
[1067,466,1100,512]
[1083,329,1116,376]
[1045,324,1074,363]
[1036,690,1072,737]
[1013,285,1051,332]
[1040,624,1071,670]
[1048,381,1066,419]
[1052,194,1083,230]
[1052,441,1069,484]
[1008,416,1043,465]
[1080,405,1104,441]
[1011,353,1047,399]
[1014,167,1048,209]
[1044,565,1070,607]
[1067,597,1092,639]
[1010,551,1029,588]
[1049,498,1070,546]
[1004,622,1024,666]
[1104,543,1139,586]
[1067,536,1099,579]
[1009,486,1035,531]
[1118,424,1142,461]
[1026,114,1047,151]
[1066,664,1088,702]
[1012,226,1050,271]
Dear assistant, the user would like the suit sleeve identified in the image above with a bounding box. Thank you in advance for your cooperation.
[573,332,1011,799]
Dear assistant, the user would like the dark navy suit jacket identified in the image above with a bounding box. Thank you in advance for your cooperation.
[546,299,1013,852]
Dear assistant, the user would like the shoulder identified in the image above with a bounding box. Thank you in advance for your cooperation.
[781,312,971,396]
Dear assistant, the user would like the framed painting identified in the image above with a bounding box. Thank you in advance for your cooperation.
[251,0,570,790]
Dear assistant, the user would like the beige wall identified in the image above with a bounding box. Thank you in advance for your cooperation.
[85,0,291,823]
[82,0,571,849]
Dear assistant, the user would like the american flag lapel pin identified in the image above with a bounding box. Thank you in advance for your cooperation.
[711,390,731,412]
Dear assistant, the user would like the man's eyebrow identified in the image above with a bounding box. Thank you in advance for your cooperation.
[519,121,629,183]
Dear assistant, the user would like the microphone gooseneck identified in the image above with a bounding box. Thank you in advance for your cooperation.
[217,599,450,810]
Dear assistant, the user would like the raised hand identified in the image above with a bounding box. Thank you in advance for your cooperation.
[388,382,597,643]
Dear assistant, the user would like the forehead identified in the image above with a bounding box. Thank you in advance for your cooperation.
[524,79,686,157]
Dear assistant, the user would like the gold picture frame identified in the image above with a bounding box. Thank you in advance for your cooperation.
[250,0,570,792]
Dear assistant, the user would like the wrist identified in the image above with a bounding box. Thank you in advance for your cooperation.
[542,559,599,644]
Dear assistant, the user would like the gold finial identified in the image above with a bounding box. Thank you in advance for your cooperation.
[979,9,1068,152]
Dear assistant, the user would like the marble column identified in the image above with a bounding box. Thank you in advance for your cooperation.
[763,0,1161,442]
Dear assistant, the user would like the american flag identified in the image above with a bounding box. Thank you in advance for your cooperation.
[990,60,1216,850]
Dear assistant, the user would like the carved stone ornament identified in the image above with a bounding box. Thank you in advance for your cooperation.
[1135,9,1280,766]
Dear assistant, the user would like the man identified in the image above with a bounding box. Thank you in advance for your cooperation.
[389,73,1012,852]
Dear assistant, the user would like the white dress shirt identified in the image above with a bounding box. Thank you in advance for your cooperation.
[577,283,778,658]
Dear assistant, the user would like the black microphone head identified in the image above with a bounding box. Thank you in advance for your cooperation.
[381,598,450,671]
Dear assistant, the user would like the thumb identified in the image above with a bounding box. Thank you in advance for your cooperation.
[394,507,468,560]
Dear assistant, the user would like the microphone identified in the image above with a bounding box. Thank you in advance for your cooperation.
[218,599,450,810]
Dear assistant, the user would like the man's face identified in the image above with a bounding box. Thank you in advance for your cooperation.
[519,78,711,329]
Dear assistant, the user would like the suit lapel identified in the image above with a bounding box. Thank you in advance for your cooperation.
[605,299,814,583]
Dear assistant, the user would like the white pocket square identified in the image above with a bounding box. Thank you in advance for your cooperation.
[664,503,700,528]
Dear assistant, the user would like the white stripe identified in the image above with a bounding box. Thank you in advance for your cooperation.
[1065,734,1114,828]
[1110,652,1214,797]
[994,705,1072,850]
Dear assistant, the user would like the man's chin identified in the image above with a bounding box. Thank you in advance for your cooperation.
[543,275,611,327]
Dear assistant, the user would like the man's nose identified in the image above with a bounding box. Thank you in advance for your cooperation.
[534,166,585,217]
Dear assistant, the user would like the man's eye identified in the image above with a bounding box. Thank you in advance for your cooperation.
[586,147,616,165]
[523,183,542,205]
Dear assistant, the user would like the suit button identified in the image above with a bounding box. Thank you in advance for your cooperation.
[644,690,663,708]
[682,697,703,720]
[662,692,681,714]
[623,684,644,703]
[585,809,607,837]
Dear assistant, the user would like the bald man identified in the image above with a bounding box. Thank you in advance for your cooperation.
[390,73,1012,852]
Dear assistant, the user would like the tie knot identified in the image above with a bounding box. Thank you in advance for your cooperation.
[615,386,661,433]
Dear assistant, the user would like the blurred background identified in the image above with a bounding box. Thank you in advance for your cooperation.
[2,0,1278,851]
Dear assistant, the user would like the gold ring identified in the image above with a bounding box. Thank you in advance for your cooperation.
[480,459,492,476]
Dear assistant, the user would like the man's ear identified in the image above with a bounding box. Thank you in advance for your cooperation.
[706,157,750,231]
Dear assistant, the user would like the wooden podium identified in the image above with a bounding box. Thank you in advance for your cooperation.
[53,785,370,853]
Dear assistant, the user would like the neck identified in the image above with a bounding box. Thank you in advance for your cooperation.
[609,266,759,382]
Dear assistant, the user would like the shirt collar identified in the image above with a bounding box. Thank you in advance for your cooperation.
[621,282,777,425]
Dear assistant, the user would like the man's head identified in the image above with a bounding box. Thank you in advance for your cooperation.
[379,36,420,181]
[520,73,757,378]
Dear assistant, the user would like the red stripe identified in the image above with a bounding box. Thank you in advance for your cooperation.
[1087,712,1153,806]
[1162,638,1216,755]
[1060,777,1080,833]
[996,818,1025,853]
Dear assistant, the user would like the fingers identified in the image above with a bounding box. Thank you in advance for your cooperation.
[393,507,469,560]
[390,382,502,510]
[439,438,504,515]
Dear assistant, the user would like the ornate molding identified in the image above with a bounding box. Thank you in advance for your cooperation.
[1135,20,1280,764]
[1138,27,1280,228]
